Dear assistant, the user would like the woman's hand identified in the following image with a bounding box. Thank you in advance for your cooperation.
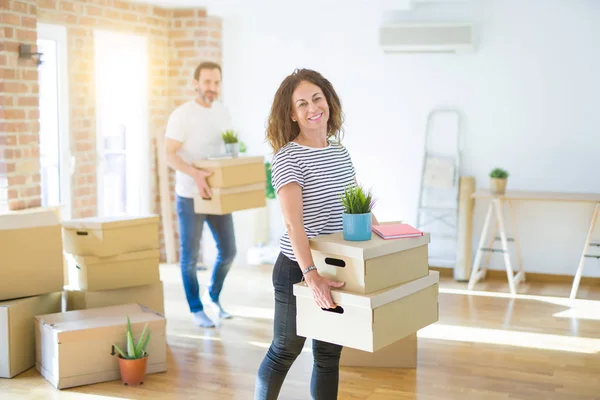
[304,270,345,309]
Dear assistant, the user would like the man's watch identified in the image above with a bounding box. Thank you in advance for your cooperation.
[302,265,317,275]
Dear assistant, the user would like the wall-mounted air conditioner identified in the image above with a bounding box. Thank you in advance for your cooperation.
[379,22,475,54]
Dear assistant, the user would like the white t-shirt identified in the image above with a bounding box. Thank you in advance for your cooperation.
[165,99,232,198]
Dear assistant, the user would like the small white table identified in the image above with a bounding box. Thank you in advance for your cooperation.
[467,190,600,298]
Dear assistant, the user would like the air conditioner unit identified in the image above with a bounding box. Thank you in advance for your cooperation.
[379,22,475,54]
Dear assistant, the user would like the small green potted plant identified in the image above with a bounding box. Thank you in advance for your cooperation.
[489,167,509,195]
[222,129,240,157]
[113,317,151,386]
[339,184,376,241]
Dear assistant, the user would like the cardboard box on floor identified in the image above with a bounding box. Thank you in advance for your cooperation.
[340,333,417,368]
[309,231,431,295]
[294,271,439,353]
[35,303,167,390]
[193,182,266,215]
[0,292,62,378]
[65,281,165,315]
[0,208,64,301]
[62,215,160,257]
[192,155,266,188]
[66,249,161,291]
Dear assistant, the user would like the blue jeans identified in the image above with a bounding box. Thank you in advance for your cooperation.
[176,195,237,313]
[255,253,343,400]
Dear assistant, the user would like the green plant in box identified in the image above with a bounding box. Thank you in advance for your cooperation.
[113,316,151,386]
[489,167,509,195]
[221,129,239,144]
[340,184,375,214]
[489,168,509,179]
[339,184,376,241]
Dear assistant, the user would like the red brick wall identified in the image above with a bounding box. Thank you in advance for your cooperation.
[0,0,41,211]
[0,0,223,262]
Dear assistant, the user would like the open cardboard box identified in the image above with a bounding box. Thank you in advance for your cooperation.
[309,231,431,295]
[294,271,439,352]
[35,303,167,389]
[62,215,160,257]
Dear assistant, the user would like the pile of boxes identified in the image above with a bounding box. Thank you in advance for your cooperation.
[61,215,165,315]
[192,155,267,215]
[0,207,167,389]
[0,208,64,379]
[293,229,439,367]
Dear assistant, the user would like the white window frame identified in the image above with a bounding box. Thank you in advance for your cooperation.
[37,23,72,220]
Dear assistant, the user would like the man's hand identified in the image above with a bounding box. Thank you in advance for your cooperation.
[194,169,213,199]
[304,270,345,309]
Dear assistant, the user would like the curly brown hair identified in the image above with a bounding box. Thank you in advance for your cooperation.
[266,69,344,153]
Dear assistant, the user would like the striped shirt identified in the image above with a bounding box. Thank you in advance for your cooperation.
[271,141,356,261]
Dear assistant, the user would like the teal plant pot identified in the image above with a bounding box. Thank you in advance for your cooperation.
[342,212,372,241]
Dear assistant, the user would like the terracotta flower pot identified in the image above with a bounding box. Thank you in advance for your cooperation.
[490,178,507,195]
[118,355,148,386]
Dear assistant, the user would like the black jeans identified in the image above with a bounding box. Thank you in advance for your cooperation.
[254,253,343,400]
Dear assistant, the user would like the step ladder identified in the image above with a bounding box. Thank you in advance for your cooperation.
[467,197,525,295]
[416,109,462,268]
[570,202,600,299]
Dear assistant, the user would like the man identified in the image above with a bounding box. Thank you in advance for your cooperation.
[165,61,237,328]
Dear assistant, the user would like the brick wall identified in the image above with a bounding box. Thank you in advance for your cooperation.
[0,0,223,262]
[0,0,41,211]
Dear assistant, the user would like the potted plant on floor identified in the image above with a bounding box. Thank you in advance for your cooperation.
[113,316,151,386]
[222,129,240,157]
[339,184,376,241]
[489,168,509,195]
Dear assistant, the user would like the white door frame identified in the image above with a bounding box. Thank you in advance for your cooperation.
[93,29,150,217]
[37,23,72,220]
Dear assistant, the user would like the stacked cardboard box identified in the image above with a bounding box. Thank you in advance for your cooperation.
[0,208,64,378]
[192,156,267,215]
[293,230,439,368]
[61,215,165,315]
[35,303,167,389]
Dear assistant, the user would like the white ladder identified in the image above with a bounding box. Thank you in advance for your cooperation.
[416,109,462,268]
[570,202,600,299]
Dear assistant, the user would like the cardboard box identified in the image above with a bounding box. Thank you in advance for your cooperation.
[192,155,266,188]
[309,231,431,294]
[65,281,165,315]
[0,292,63,378]
[67,250,160,291]
[62,215,160,257]
[0,208,64,301]
[35,303,167,390]
[340,333,417,368]
[294,271,439,352]
[193,182,266,215]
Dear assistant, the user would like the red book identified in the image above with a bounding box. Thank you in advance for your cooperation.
[372,224,423,239]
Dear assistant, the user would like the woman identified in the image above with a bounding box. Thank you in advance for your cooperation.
[254,69,378,400]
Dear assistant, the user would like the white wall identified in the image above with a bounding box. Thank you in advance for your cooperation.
[219,0,600,277]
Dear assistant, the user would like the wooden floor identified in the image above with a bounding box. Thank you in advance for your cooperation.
[2,263,600,400]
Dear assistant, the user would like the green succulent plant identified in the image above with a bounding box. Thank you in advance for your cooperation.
[339,184,375,214]
[221,130,239,144]
[113,316,151,360]
[489,168,509,179]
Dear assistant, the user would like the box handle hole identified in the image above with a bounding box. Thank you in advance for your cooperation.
[324,258,345,268]
[202,196,212,200]
[76,231,88,236]
[321,306,344,314]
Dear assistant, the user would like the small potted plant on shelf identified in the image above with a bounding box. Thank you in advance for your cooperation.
[221,129,240,157]
[113,317,151,386]
[339,184,376,241]
[489,167,509,195]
